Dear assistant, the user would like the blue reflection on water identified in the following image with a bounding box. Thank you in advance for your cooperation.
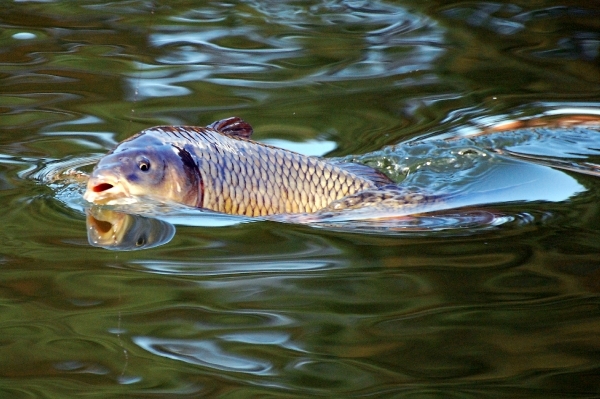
[133,336,274,375]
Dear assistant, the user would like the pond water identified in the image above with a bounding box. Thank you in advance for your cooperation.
[1,1,600,398]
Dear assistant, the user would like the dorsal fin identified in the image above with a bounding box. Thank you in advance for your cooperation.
[207,117,253,139]
[330,160,394,187]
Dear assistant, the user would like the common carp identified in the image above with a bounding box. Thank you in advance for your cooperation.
[83,117,393,216]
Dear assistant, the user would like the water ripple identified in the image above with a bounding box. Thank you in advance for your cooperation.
[133,336,274,375]
[2,2,600,398]
[122,0,446,99]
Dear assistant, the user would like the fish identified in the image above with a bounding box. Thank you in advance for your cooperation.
[83,117,393,216]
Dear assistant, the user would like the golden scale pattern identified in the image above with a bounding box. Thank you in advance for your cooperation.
[195,132,375,216]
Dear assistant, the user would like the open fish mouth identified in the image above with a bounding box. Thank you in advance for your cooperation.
[86,208,129,245]
[92,182,115,193]
[83,177,133,204]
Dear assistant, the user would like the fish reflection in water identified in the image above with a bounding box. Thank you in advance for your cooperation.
[86,207,175,250]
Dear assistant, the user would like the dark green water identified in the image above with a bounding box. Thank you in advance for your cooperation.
[1,1,600,398]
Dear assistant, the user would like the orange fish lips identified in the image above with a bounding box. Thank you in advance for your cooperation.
[83,174,133,204]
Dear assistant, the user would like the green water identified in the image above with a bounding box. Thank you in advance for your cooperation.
[1,1,600,398]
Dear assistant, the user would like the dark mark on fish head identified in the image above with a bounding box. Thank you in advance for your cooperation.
[126,173,140,183]
[172,144,203,208]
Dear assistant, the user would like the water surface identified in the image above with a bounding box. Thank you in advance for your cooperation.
[1,1,600,398]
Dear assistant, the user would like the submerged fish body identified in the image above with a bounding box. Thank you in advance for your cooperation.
[84,117,392,216]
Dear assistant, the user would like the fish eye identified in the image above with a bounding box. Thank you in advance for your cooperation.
[136,236,147,246]
[138,157,151,172]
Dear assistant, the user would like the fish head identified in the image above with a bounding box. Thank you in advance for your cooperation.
[84,134,202,206]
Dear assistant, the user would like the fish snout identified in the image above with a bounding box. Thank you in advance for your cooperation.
[83,173,130,204]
